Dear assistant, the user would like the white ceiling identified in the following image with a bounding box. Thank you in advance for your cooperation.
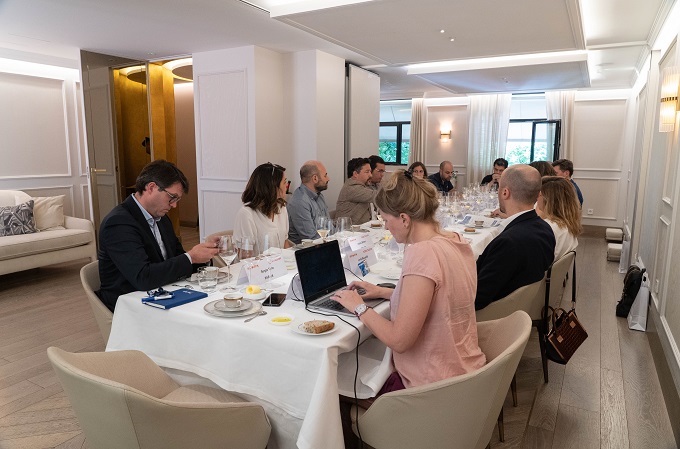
[0,0,675,99]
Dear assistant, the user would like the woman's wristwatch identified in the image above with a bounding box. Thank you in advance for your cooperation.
[354,303,369,318]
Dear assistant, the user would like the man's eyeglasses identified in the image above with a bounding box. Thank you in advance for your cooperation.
[160,188,182,204]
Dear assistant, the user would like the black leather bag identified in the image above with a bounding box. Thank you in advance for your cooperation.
[616,265,645,318]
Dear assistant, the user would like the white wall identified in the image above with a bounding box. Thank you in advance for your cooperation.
[287,50,345,210]
[347,65,380,161]
[0,57,90,220]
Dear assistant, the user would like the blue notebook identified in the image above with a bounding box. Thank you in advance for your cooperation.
[142,288,208,309]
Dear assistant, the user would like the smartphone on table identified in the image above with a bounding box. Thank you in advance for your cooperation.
[263,293,286,307]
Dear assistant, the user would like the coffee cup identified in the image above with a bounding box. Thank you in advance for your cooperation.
[474,220,484,228]
[223,292,243,309]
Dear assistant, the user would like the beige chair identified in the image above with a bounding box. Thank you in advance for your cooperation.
[47,347,271,449]
[80,261,113,346]
[350,311,532,449]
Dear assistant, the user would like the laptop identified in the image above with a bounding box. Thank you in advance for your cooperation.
[295,240,385,317]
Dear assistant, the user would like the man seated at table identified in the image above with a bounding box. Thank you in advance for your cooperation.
[335,157,377,225]
[98,160,219,312]
[480,157,508,188]
[287,160,330,244]
[475,164,555,310]
[368,155,386,190]
[427,161,455,193]
[552,158,583,207]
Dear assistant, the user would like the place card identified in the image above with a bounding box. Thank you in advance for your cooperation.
[237,255,287,285]
[343,246,378,278]
[346,234,373,251]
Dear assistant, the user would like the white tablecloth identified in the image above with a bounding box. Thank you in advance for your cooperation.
[106,266,390,449]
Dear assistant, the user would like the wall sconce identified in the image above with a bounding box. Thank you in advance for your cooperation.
[440,130,452,142]
[659,66,680,133]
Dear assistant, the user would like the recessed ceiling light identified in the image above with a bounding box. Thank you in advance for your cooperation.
[450,38,455,42]
[440,29,445,33]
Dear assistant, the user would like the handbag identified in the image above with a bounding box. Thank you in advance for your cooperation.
[543,305,588,364]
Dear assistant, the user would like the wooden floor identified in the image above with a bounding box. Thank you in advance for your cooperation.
[0,228,676,448]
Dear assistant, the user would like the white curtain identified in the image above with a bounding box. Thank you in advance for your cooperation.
[467,94,512,184]
[409,98,426,165]
[546,91,575,160]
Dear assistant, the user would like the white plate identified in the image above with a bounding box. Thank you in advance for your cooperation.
[243,291,267,301]
[204,299,262,318]
[213,300,252,312]
[268,314,295,326]
[378,271,401,280]
[291,322,338,336]
[188,272,231,284]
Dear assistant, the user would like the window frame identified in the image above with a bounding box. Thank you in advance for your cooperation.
[379,121,410,166]
[507,118,561,163]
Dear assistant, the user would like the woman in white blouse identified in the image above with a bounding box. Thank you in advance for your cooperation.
[233,162,291,254]
[536,176,582,260]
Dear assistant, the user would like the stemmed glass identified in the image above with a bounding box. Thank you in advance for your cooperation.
[218,235,237,281]
[316,216,332,242]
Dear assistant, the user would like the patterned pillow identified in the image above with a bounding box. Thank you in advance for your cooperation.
[0,200,38,236]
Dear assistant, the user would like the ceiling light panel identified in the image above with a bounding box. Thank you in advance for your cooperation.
[274,0,582,65]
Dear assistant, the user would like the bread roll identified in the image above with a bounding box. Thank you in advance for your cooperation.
[464,227,476,233]
[302,320,335,334]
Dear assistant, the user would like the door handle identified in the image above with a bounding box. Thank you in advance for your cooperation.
[90,167,107,174]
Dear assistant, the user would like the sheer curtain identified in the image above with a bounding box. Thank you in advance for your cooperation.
[546,91,575,160]
[467,94,512,184]
[409,98,426,165]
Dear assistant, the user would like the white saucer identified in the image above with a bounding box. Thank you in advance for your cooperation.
[291,322,337,336]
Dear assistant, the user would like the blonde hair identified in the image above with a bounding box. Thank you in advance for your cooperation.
[540,176,582,237]
[375,170,439,225]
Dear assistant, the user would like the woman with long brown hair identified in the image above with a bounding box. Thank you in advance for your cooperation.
[536,176,582,259]
[233,162,290,252]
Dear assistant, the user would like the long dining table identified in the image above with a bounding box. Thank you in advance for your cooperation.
[105,222,502,448]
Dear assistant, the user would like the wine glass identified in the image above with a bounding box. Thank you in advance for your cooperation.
[237,236,257,261]
[218,235,237,281]
[316,216,332,242]
[261,232,282,257]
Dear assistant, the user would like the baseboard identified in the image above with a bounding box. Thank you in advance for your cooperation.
[647,306,680,446]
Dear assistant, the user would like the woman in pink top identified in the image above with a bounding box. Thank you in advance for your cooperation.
[333,169,486,391]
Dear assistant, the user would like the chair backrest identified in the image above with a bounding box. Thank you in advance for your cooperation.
[48,347,271,449]
[353,311,531,449]
[546,250,576,309]
[80,261,112,345]
[476,275,546,322]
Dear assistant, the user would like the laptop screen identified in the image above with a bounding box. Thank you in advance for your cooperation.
[294,240,347,303]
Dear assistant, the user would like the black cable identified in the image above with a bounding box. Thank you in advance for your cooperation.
[305,305,365,448]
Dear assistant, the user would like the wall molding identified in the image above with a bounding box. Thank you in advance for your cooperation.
[576,168,622,172]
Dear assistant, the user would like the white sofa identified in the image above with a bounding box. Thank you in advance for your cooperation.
[0,190,97,276]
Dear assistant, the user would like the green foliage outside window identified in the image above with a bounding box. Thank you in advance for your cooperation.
[505,143,548,165]
[379,141,410,165]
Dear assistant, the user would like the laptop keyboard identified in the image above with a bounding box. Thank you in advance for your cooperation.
[314,297,346,311]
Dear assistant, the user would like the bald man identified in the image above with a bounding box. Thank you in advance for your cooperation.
[428,161,455,193]
[287,160,330,244]
[475,164,556,310]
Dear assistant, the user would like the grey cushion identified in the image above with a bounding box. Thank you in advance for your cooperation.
[0,200,37,236]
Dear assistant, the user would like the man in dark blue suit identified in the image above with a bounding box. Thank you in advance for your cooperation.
[98,160,219,312]
[475,164,556,310]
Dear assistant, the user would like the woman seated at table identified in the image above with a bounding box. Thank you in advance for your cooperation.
[333,170,486,394]
[529,160,557,177]
[536,176,581,259]
[407,161,427,179]
[233,162,291,253]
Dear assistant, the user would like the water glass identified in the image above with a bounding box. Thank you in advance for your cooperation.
[237,236,257,260]
[336,216,352,236]
[197,266,219,293]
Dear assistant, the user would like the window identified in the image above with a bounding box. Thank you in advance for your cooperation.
[379,100,411,165]
[505,94,560,164]
[506,120,561,164]
[379,122,410,165]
